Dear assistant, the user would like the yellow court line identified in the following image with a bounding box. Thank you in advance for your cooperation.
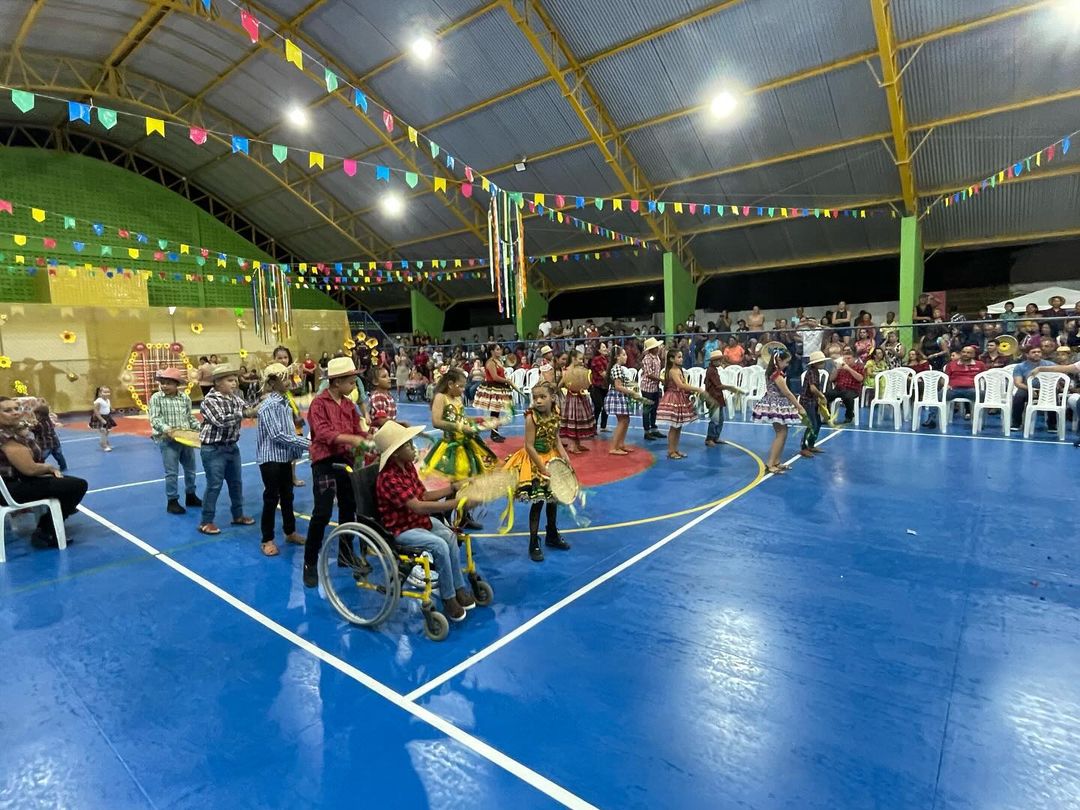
[293,441,767,539]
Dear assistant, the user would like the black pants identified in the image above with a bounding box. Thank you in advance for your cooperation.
[1011,389,1058,430]
[259,461,296,543]
[642,390,660,434]
[304,459,356,567]
[825,387,857,422]
[2,475,88,538]
[801,403,821,450]
[590,385,609,430]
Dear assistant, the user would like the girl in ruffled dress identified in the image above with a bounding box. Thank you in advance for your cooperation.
[752,347,806,474]
[558,350,595,454]
[656,350,705,460]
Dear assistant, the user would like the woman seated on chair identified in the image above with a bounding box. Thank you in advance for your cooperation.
[0,397,88,550]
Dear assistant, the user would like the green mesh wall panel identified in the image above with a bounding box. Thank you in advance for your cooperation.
[0,147,341,310]
[0,264,49,302]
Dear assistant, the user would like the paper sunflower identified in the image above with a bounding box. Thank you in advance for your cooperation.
[190,322,204,334]
[0,314,8,324]
[119,370,135,386]
[236,318,247,330]
[239,349,248,359]
[0,356,10,369]
[60,330,77,344]
[13,380,27,395]
[343,338,356,350]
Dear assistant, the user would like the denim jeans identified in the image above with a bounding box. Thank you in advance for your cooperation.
[199,443,244,525]
[44,446,67,472]
[397,519,466,601]
[947,387,976,418]
[801,403,821,450]
[706,405,725,442]
[642,390,660,434]
[159,438,197,500]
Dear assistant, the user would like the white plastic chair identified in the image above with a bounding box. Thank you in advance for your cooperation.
[0,476,67,564]
[510,368,528,408]
[624,367,638,384]
[911,370,948,433]
[972,369,1013,437]
[1023,371,1069,440]
[740,365,767,420]
[720,366,741,419]
[684,367,707,415]
[868,368,910,430]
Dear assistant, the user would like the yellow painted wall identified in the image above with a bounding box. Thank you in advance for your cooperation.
[0,304,349,413]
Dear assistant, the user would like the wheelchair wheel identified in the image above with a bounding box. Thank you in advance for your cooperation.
[470,576,494,607]
[319,522,400,628]
[422,608,449,642]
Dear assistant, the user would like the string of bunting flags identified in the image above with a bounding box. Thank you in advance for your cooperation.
[922,127,1079,218]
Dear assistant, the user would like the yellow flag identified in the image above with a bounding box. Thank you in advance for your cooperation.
[781,208,788,217]
[557,212,564,223]
[207,274,215,282]
[180,243,190,254]
[31,208,45,222]
[673,202,683,213]
[128,248,140,259]
[434,177,447,193]
[285,39,303,69]
[408,127,418,146]
[145,117,165,137]
[15,255,24,264]
[481,177,490,192]
[594,253,600,260]
[253,260,261,270]
[533,193,545,206]
[309,151,324,169]
[216,258,226,268]
[613,199,623,211]
[13,234,26,246]
[299,263,307,272]
[368,261,376,270]
[244,275,251,283]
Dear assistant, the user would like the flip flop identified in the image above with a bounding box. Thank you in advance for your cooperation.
[261,541,280,557]
[198,523,221,535]
[231,516,256,526]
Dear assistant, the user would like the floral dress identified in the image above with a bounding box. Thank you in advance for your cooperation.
[751,370,801,425]
[503,410,561,502]
[421,397,497,479]
[656,368,696,427]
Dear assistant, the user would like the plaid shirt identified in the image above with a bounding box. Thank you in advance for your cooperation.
[369,390,396,427]
[376,460,432,536]
[590,354,609,388]
[308,388,362,464]
[148,390,199,440]
[639,352,662,394]
[256,393,310,464]
[0,426,41,480]
[31,411,60,452]
[199,389,245,445]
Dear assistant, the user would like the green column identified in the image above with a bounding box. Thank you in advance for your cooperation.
[515,289,548,340]
[898,216,924,351]
[663,252,696,337]
[410,288,445,339]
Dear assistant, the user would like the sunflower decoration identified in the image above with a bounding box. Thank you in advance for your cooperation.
[0,356,10,369]
[355,330,367,343]
[365,336,380,350]
[239,349,248,359]
[190,322,204,335]
[119,370,135,386]
[236,318,247,330]
[60,330,77,344]
[13,380,28,396]
[0,314,8,325]
[343,337,356,350]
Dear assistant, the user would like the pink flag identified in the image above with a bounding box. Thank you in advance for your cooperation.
[555,195,565,208]
[461,183,473,198]
[688,203,696,214]
[630,199,639,213]
[200,248,209,258]
[154,251,165,261]
[0,200,11,215]
[118,229,130,238]
[742,206,750,216]
[240,9,260,42]
[382,110,394,133]
[189,127,207,145]
[43,237,56,248]
[465,166,474,182]
[342,159,357,177]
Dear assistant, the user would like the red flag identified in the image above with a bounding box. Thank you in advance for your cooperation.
[240,9,260,42]
[189,127,208,145]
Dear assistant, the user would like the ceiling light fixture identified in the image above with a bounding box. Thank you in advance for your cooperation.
[286,104,309,128]
[381,192,405,217]
[514,157,528,172]
[410,36,435,62]
[709,90,738,119]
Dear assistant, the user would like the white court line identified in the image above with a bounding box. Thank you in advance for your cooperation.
[403,428,845,702]
[75,504,597,810]
[86,459,309,495]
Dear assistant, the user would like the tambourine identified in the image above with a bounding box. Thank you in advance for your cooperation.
[545,458,580,505]
[171,429,202,447]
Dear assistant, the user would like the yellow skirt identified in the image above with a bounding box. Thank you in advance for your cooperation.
[503,447,560,502]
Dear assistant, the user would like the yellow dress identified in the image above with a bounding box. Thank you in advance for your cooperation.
[503,409,562,502]
[421,397,497,479]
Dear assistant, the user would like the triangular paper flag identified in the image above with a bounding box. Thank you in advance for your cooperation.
[31,208,45,223]
[405,172,419,188]
[13,234,26,246]
[434,177,447,193]
[375,165,390,182]
[63,216,76,229]
[240,9,260,42]
[0,200,10,215]
[145,117,165,137]
[325,69,338,93]
[128,248,140,259]
[231,135,249,154]
[285,39,303,69]
[342,159,357,177]
[68,101,91,123]
[308,152,324,169]
[461,183,473,198]
[408,127,418,145]
[430,142,440,159]
[382,110,394,133]
[189,127,207,145]
[97,107,117,129]
[180,244,189,254]
[272,143,287,163]
[613,198,623,211]
[353,88,368,112]
[10,89,35,113]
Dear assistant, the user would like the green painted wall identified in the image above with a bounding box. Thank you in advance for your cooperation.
[0,147,340,310]
[515,289,548,339]
[410,288,445,338]
[663,251,696,336]
[899,216,924,350]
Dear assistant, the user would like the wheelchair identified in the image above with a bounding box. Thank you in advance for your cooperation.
[317,462,494,641]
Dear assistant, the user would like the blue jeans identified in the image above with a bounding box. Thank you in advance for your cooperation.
[159,438,198,500]
[397,519,465,601]
[706,405,725,442]
[44,446,67,472]
[199,443,244,525]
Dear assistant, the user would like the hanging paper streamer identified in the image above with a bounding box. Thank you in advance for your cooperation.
[487,189,526,317]
[252,264,292,342]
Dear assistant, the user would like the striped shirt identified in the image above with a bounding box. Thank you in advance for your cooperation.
[199,389,245,446]
[256,393,310,464]
[148,390,199,440]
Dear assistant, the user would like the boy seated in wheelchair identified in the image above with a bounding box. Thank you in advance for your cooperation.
[373,421,476,622]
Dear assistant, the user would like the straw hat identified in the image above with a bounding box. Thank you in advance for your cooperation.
[709,349,724,362]
[373,420,425,470]
[326,356,359,379]
[807,350,827,366]
[262,362,289,382]
[156,367,186,383]
[539,345,553,355]
[643,337,663,352]
[1054,345,1072,354]
[211,363,239,379]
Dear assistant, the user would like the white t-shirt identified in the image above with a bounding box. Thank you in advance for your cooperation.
[94,397,111,416]
[799,328,824,357]
[538,320,552,337]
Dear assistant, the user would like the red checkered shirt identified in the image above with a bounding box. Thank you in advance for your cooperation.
[376,460,432,536]
[369,390,397,427]
[308,388,361,464]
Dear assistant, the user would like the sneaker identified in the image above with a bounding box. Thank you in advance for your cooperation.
[406,553,439,588]
[185,493,203,507]
[302,563,318,588]
[545,534,571,551]
[167,499,186,515]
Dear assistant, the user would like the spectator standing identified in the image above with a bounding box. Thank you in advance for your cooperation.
[589,342,611,433]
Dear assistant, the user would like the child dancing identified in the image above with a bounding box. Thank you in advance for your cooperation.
[703,350,742,447]
[198,365,256,534]
[503,382,573,562]
[256,363,311,557]
[473,344,514,442]
[90,386,116,452]
[799,351,829,458]
[752,347,807,474]
[31,400,66,472]
[603,346,642,455]
[656,350,705,459]
[559,350,595,453]
[148,368,202,514]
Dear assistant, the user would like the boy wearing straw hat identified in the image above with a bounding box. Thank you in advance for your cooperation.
[374,420,475,622]
[703,349,742,447]
[256,363,311,557]
[148,367,202,515]
[639,337,664,440]
[198,364,256,535]
[302,356,372,588]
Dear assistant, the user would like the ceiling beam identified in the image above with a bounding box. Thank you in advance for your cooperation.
[870,0,918,216]
[102,0,173,69]
[2,0,48,83]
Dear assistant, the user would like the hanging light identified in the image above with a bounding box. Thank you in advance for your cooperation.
[286,104,309,128]
[709,90,738,119]
[410,36,435,62]
[381,192,405,217]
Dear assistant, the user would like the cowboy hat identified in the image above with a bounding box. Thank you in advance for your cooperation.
[643,337,663,352]
[807,350,828,366]
[156,367,186,383]
[211,363,239,379]
[539,345,553,355]
[262,362,290,382]
[373,420,425,470]
[709,349,724,361]
[325,356,359,379]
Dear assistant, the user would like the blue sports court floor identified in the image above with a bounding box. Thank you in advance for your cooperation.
[2,400,1078,809]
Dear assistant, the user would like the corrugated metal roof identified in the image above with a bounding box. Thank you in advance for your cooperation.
[892,0,1033,42]
[22,0,137,62]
